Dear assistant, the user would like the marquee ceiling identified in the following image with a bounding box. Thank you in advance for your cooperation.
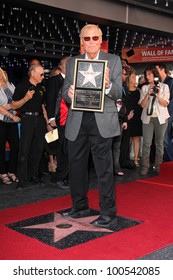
[0,0,173,68]
[117,0,173,15]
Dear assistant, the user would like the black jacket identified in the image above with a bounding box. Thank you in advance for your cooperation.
[45,73,64,119]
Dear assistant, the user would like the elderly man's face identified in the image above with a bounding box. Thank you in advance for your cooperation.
[32,66,45,84]
[81,26,102,59]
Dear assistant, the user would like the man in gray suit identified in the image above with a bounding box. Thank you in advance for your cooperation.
[61,24,122,228]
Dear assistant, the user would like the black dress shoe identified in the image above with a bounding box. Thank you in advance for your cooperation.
[61,207,90,218]
[91,215,117,228]
[121,160,135,169]
[16,181,24,190]
[56,180,70,189]
[63,179,70,187]
[29,177,45,185]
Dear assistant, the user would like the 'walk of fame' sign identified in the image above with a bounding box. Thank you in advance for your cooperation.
[72,59,107,112]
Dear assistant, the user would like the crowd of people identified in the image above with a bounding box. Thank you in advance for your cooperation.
[0,24,173,228]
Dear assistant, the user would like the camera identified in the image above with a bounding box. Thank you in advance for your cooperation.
[153,77,159,94]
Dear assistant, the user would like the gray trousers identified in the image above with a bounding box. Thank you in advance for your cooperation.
[142,117,168,168]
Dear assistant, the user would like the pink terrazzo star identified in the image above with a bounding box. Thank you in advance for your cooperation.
[23,213,113,242]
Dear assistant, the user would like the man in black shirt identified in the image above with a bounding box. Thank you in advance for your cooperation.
[12,64,46,189]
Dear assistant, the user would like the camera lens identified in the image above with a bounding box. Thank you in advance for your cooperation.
[153,86,158,94]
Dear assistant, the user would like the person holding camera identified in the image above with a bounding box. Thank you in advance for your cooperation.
[139,65,170,175]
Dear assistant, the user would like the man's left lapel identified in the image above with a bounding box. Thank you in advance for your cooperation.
[99,50,108,60]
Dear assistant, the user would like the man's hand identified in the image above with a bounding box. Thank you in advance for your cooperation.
[49,119,57,127]
[12,115,21,122]
[68,85,74,99]
[128,110,134,120]
[3,104,11,110]
[47,119,57,132]
[105,67,111,88]
[122,122,128,130]
[24,89,35,101]
[47,124,54,132]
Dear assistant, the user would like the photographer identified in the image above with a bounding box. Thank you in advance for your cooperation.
[139,65,170,175]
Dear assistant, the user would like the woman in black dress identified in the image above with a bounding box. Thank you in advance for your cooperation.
[126,70,143,167]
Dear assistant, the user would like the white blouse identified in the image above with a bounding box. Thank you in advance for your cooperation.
[139,82,170,125]
[0,82,15,121]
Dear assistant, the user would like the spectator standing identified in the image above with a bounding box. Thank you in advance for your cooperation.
[49,67,61,77]
[11,64,47,189]
[126,69,142,167]
[139,65,170,175]
[155,63,173,161]
[119,66,135,169]
[46,56,70,189]
[0,67,20,184]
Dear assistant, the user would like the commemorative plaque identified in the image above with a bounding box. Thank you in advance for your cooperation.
[71,59,107,112]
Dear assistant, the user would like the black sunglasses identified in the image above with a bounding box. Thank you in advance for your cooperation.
[83,36,100,42]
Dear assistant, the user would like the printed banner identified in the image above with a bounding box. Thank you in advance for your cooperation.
[122,47,173,63]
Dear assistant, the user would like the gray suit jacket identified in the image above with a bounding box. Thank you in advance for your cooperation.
[62,50,122,141]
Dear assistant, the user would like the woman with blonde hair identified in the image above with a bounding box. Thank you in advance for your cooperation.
[125,68,142,167]
[0,67,20,184]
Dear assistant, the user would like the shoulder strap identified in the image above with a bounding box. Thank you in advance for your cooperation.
[147,95,156,116]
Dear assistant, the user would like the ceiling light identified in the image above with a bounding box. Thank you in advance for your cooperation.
[13,7,20,10]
